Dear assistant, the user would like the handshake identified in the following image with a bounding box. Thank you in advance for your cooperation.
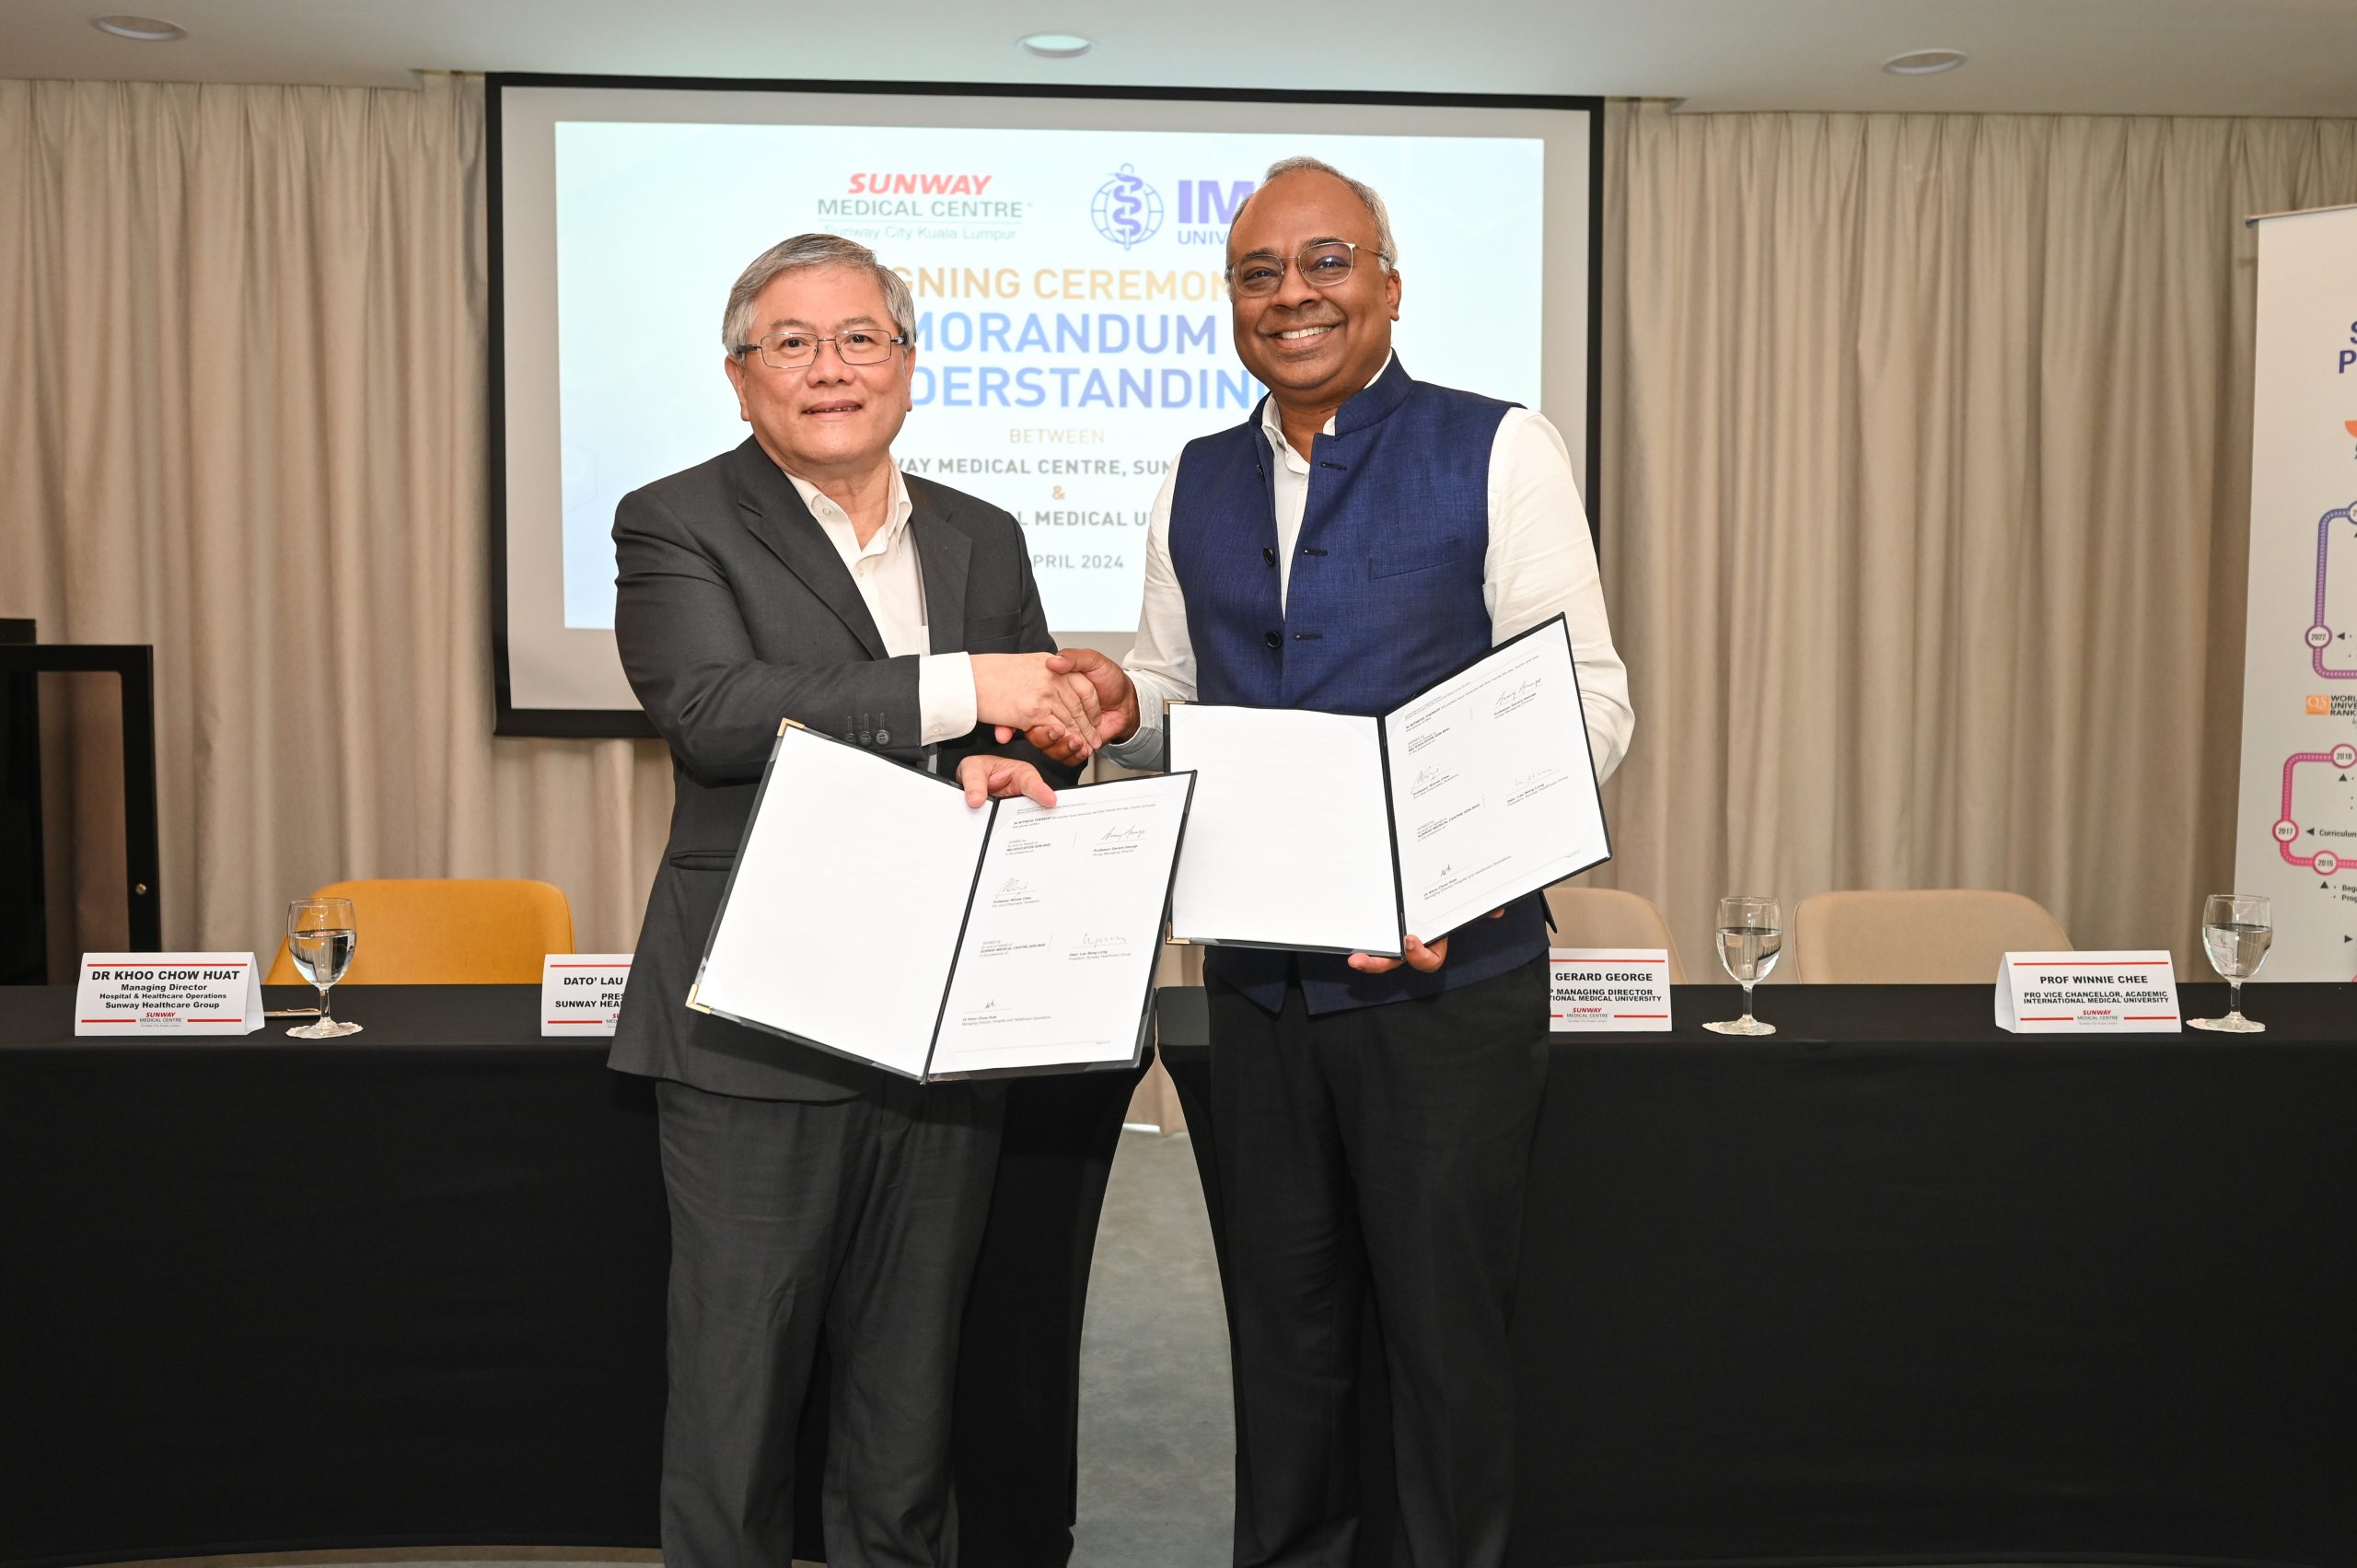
[971,648,1141,767]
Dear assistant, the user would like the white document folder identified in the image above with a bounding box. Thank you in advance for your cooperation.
[691,723,1196,1080]
[1167,616,1611,957]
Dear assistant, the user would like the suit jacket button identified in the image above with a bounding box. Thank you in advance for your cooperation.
[1261,546,1276,566]
[875,727,892,746]
[1264,631,1282,649]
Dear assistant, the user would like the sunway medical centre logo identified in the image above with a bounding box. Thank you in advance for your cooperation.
[1091,165,1163,250]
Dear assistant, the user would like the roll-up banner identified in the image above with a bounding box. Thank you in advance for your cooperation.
[2235,203,2357,980]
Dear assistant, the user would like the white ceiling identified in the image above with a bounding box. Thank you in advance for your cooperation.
[5,0,2356,117]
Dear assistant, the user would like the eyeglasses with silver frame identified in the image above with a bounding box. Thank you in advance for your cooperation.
[734,328,911,371]
[1226,240,1387,298]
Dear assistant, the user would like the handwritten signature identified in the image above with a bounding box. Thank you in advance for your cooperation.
[1492,679,1542,714]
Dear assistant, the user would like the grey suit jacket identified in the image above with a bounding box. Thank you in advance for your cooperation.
[608,436,1074,1100]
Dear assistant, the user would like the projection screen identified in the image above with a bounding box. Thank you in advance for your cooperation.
[491,75,1602,735]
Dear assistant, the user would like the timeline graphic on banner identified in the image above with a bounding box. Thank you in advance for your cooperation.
[551,122,1546,637]
[2233,203,2357,980]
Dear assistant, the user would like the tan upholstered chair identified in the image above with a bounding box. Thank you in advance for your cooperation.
[1793,889,2069,983]
[1543,887,1689,983]
[265,878,575,984]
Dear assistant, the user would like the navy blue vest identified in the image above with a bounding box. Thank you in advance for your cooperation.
[1169,356,1549,1015]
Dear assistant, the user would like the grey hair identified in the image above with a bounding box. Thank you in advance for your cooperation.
[1237,156,1399,269]
[721,233,917,353]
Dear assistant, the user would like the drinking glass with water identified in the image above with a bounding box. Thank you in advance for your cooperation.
[284,897,362,1039]
[2189,892,2270,1034]
[1704,895,1782,1037]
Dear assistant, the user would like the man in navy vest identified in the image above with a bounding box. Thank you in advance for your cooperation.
[1040,157,1632,1566]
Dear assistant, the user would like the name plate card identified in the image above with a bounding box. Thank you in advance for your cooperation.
[1996,950,2180,1034]
[75,953,264,1036]
[541,955,633,1037]
[1550,948,1674,1031]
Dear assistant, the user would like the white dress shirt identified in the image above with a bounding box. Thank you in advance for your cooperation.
[1106,361,1634,779]
[783,463,979,747]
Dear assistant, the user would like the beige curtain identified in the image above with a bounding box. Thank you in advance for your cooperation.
[0,75,671,958]
[1598,101,2357,973]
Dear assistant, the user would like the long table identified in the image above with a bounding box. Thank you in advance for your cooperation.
[1158,981,2357,1568]
[0,984,1144,1568]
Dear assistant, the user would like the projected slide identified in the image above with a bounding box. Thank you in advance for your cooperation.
[494,80,1596,732]
[552,124,1541,633]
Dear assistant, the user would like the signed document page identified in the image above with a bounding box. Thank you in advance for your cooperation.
[929,771,1194,1077]
[696,726,984,1078]
[1167,704,1401,956]
[1383,620,1608,942]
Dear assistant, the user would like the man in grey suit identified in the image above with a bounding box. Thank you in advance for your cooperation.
[609,233,1117,1567]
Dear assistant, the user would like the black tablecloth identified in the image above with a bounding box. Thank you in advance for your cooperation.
[0,984,1145,1568]
[1160,981,2357,1568]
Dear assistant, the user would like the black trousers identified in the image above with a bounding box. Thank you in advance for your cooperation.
[1208,957,1551,1568]
[655,1075,1004,1568]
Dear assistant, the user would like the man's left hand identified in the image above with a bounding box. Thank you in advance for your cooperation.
[1345,908,1508,974]
[957,753,1058,808]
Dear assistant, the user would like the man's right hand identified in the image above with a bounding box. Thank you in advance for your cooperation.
[994,648,1141,768]
[1044,648,1140,749]
[972,653,1102,753]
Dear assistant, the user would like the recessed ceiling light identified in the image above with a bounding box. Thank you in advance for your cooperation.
[1883,48,1967,75]
[92,14,187,41]
[1017,32,1094,59]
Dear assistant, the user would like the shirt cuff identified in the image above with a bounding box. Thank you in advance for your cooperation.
[918,652,979,747]
[1103,667,1173,772]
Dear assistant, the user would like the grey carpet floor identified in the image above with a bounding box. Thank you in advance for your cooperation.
[1071,1129,1236,1567]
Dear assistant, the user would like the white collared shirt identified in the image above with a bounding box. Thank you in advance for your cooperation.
[1106,356,1634,780]
[782,463,979,747]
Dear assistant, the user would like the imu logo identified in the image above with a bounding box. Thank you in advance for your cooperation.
[1091,165,1164,250]
[1173,179,1258,246]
